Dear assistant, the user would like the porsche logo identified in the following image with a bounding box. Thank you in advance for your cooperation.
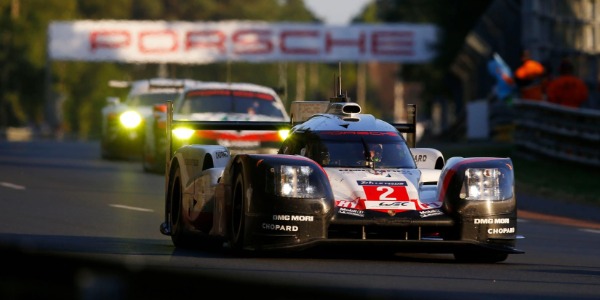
[387,210,396,216]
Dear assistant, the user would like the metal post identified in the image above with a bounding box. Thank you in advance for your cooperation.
[407,104,416,148]
[165,100,173,179]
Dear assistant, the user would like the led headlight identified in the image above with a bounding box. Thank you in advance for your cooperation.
[119,111,142,128]
[172,127,195,140]
[277,165,315,198]
[461,168,503,200]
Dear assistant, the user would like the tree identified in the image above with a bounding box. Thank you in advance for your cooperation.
[0,0,331,138]
[358,0,493,116]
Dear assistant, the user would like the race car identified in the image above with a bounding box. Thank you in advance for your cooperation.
[141,81,289,173]
[100,78,199,159]
[159,87,523,263]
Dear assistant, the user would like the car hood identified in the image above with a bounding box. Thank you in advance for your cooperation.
[324,167,442,214]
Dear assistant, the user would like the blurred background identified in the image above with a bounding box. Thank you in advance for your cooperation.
[1,0,599,146]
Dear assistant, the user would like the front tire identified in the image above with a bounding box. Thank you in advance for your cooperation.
[166,165,193,248]
[229,170,247,252]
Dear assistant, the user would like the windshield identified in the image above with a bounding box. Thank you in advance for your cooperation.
[178,89,285,118]
[281,131,416,169]
[127,92,179,107]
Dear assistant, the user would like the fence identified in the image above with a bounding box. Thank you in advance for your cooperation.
[507,99,600,166]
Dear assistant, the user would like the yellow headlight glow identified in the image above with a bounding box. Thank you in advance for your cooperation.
[119,111,142,128]
[172,127,195,140]
[278,129,290,140]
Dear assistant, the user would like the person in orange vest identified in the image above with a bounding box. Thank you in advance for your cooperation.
[514,50,546,100]
[546,58,589,108]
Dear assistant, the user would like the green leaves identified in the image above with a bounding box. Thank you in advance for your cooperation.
[0,0,317,137]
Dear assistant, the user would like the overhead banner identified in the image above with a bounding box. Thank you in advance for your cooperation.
[48,20,437,64]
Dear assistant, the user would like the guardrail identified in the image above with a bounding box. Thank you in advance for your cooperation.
[510,99,600,167]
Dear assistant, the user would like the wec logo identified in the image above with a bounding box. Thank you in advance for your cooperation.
[364,201,416,210]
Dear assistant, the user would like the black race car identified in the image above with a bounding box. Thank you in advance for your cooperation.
[159,82,524,263]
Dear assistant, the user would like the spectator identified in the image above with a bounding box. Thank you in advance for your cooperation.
[515,50,546,100]
[546,58,589,108]
[487,53,516,104]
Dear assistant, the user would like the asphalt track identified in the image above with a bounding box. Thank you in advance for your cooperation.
[517,190,600,230]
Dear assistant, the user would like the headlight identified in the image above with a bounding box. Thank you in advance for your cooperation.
[277,165,315,198]
[460,168,503,201]
[172,127,195,140]
[278,129,290,140]
[119,111,142,128]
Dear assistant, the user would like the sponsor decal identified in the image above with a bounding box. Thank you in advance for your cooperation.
[336,169,414,174]
[337,169,365,172]
[336,200,359,209]
[487,227,515,234]
[50,22,437,64]
[358,180,409,201]
[215,150,229,159]
[474,218,510,224]
[357,180,406,186]
[419,209,443,218]
[262,223,298,232]
[416,201,442,209]
[364,201,416,210]
[338,207,365,217]
[413,154,427,163]
[272,215,314,222]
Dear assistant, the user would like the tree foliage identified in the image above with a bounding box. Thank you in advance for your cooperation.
[365,0,493,103]
[0,0,317,137]
[0,0,492,138]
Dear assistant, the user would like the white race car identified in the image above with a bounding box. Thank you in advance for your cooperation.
[159,88,523,263]
[100,78,198,159]
[142,81,289,173]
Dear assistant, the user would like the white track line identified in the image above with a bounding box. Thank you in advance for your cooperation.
[109,204,154,212]
[0,182,26,190]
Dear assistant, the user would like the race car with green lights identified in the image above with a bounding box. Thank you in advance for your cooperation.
[141,81,289,173]
[159,80,524,263]
[100,78,199,160]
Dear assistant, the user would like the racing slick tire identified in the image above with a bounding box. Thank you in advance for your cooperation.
[166,164,195,248]
[453,251,509,263]
[229,169,247,252]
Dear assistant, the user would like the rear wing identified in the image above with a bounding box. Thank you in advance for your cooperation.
[164,101,417,176]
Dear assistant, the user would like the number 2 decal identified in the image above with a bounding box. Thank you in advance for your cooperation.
[377,186,395,200]
[361,184,409,201]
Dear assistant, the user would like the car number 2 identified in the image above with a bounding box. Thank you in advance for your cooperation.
[362,185,409,201]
